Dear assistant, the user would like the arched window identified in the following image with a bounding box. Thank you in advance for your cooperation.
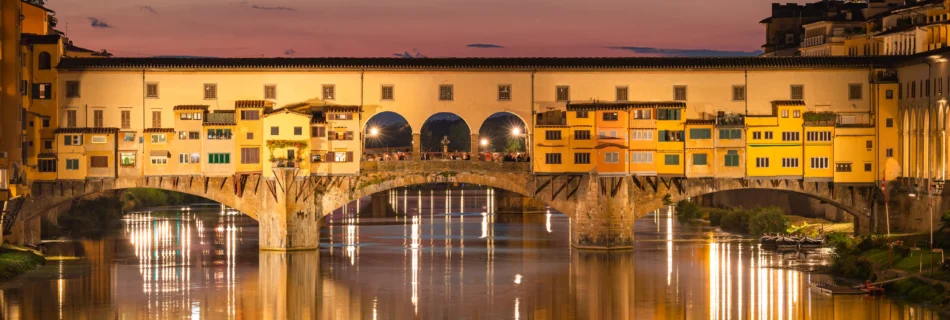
[37,52,51,70]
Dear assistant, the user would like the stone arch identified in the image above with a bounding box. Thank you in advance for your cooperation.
[477,111,529,153]
[419,112,473,153]
[665,188,868,219]
[362,111,413,152]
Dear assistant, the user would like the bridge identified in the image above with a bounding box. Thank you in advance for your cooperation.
[3,160,880,250]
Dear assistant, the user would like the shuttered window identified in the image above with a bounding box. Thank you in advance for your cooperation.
[121,111,131,129]
[93,110,104,128]
[152,111,161,128]
[89,156,109,168]
[241,148,260,164]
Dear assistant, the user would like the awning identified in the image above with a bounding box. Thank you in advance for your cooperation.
[149,150,169,157]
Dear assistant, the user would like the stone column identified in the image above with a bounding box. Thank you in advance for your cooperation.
[470,133,479,161]
[259,168,320,251]
[495,188,545,214]
[412,133,421,160]
[260,251,320,319]
[571,176,635,250]
[371,192,390,218]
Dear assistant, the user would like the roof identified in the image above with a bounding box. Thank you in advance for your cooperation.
[874,24,920,37]
[567,101,686,111]
[204,112,236,125]
[21,34,60,45]
[235,100,274,108]
[54,127,119,134]
[263,107,312,118]
[772,100,806,106]
[324,105,363,113]
[37,153,56,159]
[595,142,628,149]
[21,0,54,13]
[173,105,209,111]
[56,56,901,70]
[143,128,175,133]
[685,119,716,125]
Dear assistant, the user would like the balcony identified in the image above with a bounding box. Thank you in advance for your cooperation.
[802,36,825,47]
[715,113,744,126]
[836,112,872,127]
[271,158,301,168]
[803,111,836,126]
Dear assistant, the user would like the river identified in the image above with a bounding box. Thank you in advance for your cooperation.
[0,186,942,319]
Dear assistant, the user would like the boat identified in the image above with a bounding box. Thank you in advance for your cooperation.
[800,237,824,249]
[776,236,801,251]
[759,234,778,248]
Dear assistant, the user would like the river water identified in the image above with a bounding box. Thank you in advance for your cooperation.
[0,186,943,319]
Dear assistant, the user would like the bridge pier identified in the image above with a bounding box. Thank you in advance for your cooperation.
[412,133,421,160]
[259,169,320,251]
[570,176,635,250]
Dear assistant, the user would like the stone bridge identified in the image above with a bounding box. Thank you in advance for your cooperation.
[3,161,881,250]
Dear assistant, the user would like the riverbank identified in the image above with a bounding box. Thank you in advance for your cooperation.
[0,244,44,282]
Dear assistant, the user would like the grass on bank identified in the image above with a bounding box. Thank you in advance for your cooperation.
[0,244,45,282]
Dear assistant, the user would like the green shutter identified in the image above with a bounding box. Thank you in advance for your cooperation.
[664,154,679,165]
[693,153,707,165]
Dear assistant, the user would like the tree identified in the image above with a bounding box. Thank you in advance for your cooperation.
[748,206,789,236]
[674,200,702,224]
[503,138,523,153]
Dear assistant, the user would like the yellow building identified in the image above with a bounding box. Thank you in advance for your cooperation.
[714,114,745,178]
[312,105,362,176]
[628,103,657,176]
[568,107,596,174]
[53,128,118,180]
[533,110,570,174]
[746,101,805,179]
[803,113,835,181]
[685,119,715,178]
[262,107,312,177]
[592,104,629,176]
[834,116,877,184]
[235,100,272,174]
[172,105,207,176]
[143,128,174,176]
[656,104,686,177]
[202,111,236,177]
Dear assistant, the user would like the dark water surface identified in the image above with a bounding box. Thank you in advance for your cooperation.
[0,187,943,319]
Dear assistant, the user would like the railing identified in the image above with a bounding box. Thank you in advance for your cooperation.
[837,112,872,126]
[271,159,300,168]
[361,160,530,173]
[802,36,825,47]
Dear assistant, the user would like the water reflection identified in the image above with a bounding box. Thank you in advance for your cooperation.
[0,187,944,319]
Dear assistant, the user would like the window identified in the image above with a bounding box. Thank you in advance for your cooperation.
[63,135,82,146]
[793,110,801,118]
[575,111,588,118]
[178,131,188,140]
[152,111,161,128]
[150,134,166,143]
[241,148,261,164]
[633,109,651,119]
[752,131,761,140]
[43,140,52,150]
[203,83,217,100]
[38,159,56,172]
[498,85,511,101]
[791,85,804,100]
[439,84,453,101]
[179,153,192,164]
[331,151,354,162]
[323,84,336,100]
[264,84,277,99]
[180,112,193,120]
[864,163,872,172]
[848,83,863,100]
[724,150,740,167]
[656,109,681,120]
[886,89,894,100]
[42,118,49,128]
[574,130,591,140]
[150,157,167,165]
[866,140,873,149]
[93,110,104,127]
[312,127,326,137]
[755,157,769,168]
[912,81,917,98]
[764,132,773,139]
[689,128,711,139]
[781,132,800,141]
[631,130,653,141]
[66,110,77,128]
[781,157,799,168]
[806,131,832,141]
[886,148,894,157]
[692,153,708,165]
[189,132,200,139]
[574,153,591,164]
[123,132,135,142]
[631,152,654,164]
[616,86,628,101]
[270,127,279,135]
[545,130,562,140]
[719,129,741,140]
[886,118,894,128]
[604,152,620,164]
[836,163,852,172]
[38,52,51,69]
[657,130,684,142]
[66,81,80,98]
[732,85,745,101]
[246,132,254,140]
[208,153,231,164]
[241,110,260,120]
[66,159,80,170]
[32,83,51,99]
[121,111,131,129]
[781,109,789,118]
[673,85,687,101]
[146,83,159,98]
[602,112,619,121]
[664,154,679,165]
[555,86,570,101]
[810,157,829,169]
[294,126,303,136]
[207,129,232,140]
[91,136,107,144]
[331,113,354,120]
[381,85,394,100]
[328,131,355,140]
[311,153,324,162]
[545,153,562,164]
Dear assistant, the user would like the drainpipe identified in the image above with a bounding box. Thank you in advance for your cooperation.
[530,69,536,174]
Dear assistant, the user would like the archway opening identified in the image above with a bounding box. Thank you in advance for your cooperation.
[477,112,528,154]
[420,112,471,154]
[363,111,413,157]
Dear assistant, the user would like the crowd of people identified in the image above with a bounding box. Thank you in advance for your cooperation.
[363,152,530,162]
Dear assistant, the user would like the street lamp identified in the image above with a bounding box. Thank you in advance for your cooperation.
[370,127,380,137]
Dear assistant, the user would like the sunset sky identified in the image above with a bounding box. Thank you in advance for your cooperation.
[45,0,790,58]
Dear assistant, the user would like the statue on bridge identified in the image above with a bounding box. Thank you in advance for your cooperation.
[441,135,450,154]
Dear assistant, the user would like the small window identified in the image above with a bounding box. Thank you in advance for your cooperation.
[886,118,894,128]
[689,128,711,139]
[439,84,453,101]
[602,112,619,121]
[545,130,562,140]
[146,83,159,98]
[93,110,104,128]
[732,85,745,101]
[724,150,740,167]
[203,83,217,100]
[43,140,52,150]
[264,84,277,99]
[793,110,801,118]
[247,132,254,139]
[545,153,562,164]
[886,148,894,157]
[241,148,261,164]
[271,127,279,135]
[38,159,56,172]
[692,153,708,165]
[755,157,769,168]
[241,110,260,120]
[152,111,162,128]
[123,132,135,142]
[791,84,804,100]
[574,130,591,140]
[37,52,51,70]
[323,84,335,100]
[864,163,872,172]
[150,134,167,143]
[848,83,863,100]
[575,111,588,118]
[836,163,852,172]
[189,132,200,139]
[32,83,51,99]
[616,86,629,101]
[498,85,512,101]
[65,81,80,98]
[781,109,789,118]
[294,126,303,136]
[555,86,570,101]
[91,136,107,144]
[673,85,687,101]
[574,153,591,164]
[381,85,395,100]
[764,132,773,139]
[866,140,873,149]
[885,89,894,100]
[604,152,620,164]
[664,154,679,165]
[66,159,80,170]
[121,111,131,129]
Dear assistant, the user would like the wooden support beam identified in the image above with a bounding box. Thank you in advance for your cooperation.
[610,177,623,197]
[534,177,552,196]
[631,175,643,190]
[552,176,570,200]
[646,176,658,193]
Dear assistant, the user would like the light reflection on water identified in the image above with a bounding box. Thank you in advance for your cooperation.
[0,187,944,319]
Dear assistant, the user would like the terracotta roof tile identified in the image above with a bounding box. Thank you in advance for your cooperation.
[54,127,119,134]
[772,100,806,106]
[567,101,685,110]
[143,128,175,133]
[235,100,274,108]
[173,105,209,111]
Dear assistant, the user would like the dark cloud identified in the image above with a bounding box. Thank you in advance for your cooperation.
[605,46,762,57]
[284,49,296,56]
[87,17,114,29]
[393,49,427,58]
[138,5,158,14]
[251,4,296,11]
[467,43,504,49]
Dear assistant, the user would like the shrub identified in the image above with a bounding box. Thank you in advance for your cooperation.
[720,208,753,234]
[674,200,703,224]
[748,207,789,237]
[705,208,729,226]
[58,197,124,238]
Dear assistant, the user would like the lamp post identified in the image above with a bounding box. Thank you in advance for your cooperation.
[480,138,489,161]
[511,127,527,156]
